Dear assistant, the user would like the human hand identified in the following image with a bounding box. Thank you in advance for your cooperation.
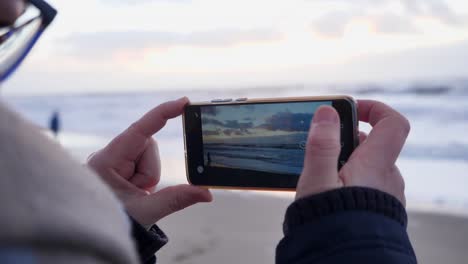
[296,100,410,205]
[87,97,212,226]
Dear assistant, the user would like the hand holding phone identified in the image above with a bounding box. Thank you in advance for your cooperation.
[183,96,359,191]
[296,100,409,204]
[88,97,212,227]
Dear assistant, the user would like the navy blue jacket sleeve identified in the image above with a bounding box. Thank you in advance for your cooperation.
[130,217,168,264]
[276,187,417,264]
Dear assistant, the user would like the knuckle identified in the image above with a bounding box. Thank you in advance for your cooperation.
[307,136,341,155]
[339,163,353,180]
[393,169,406,192]
[384,114,411,140]
[168,194,185,212]
[127,122,148,139]
[149,137,159,149]
[166,187,194,213]
[128,121,139,132]
[86,151,99,164]
[141,172,158,184]
[359,154,379,170]
[391,113,411,136]
[388,166,405,191]
[400,116,411,135]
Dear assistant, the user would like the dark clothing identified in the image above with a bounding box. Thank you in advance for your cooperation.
[130,217,167,264]
[49,112,60,136]
[277,187,417,263]
[132,187,416,264]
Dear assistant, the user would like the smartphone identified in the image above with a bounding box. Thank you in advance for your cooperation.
[183,96,358,191]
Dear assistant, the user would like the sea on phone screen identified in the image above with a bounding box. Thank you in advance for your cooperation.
[200,101,331,175]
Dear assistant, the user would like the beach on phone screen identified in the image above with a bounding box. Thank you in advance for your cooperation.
[200,101,331,175]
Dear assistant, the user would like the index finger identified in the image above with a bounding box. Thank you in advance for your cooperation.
[103,97,189,161]
[131,97,189,137]
[351,100,410,169]
[358,100,405,126]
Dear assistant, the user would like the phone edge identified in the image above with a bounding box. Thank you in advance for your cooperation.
[182,95,358,191]
[188,95,355,106]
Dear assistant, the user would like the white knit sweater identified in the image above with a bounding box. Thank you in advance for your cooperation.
[0,101,139,264]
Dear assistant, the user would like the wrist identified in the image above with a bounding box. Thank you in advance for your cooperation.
[284,187,407,235]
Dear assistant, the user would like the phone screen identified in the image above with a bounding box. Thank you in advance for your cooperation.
[200,101,332,175]
[184,97,357,189]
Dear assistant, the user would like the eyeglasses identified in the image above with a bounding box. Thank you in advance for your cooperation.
[0,0,57,82]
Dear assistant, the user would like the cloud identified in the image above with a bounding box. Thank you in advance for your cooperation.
[311,0,464,38]
[201,107,219,116]
[223,129,234,136]
[221,128,251,136]
[202,118,253,136]
[63,29,282,58]
[99,0,189,4]
[313,11,352,38]
[203,129,220,136]
[202,118,253,129]
[224,120,253,129]
[372,13,419,34]
[202,118,224,127]
[234,130,245,136]
[257,112,312,132]
[312,11,419,38]
[401,0,464,25]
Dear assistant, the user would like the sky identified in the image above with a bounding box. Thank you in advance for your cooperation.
[201,101,328,141]
[3,0,468,95]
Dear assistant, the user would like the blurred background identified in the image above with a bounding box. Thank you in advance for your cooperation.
[3,0,468,263]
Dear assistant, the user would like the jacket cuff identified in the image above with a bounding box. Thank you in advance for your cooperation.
[130,217,168,264]
[284,187,407,235]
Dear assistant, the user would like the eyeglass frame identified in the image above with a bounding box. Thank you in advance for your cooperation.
[0,0,57,82]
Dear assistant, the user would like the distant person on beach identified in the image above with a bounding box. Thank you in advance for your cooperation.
[207,152,212,166]
[0,1,416,264]
[49,110,61,137]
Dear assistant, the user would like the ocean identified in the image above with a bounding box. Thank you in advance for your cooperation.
[204,142,306,175]
[4,81,468,212]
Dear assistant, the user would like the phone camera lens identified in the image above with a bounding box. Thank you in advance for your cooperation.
[197,166,204,174]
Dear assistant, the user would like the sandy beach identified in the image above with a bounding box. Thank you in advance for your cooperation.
[156,190,468,264]
[64,140,468,264]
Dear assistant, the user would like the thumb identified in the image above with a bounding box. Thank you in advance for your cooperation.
[138,184,212,224]
[296,106,343,199]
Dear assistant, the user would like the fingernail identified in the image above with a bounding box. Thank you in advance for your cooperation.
[313,106,339,124]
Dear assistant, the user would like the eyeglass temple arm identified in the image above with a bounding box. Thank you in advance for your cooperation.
[0,16,41,40]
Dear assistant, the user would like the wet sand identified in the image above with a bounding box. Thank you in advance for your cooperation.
[157,190,468,264]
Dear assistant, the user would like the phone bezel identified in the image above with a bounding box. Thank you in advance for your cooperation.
[183,96,358,191]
